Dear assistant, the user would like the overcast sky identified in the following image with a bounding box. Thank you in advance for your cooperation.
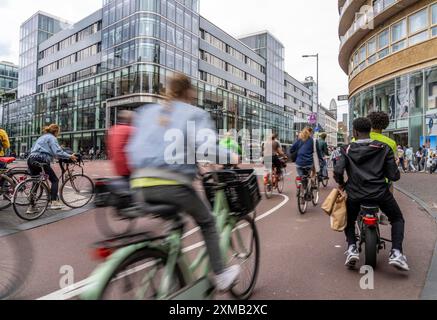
[0,0,349,116]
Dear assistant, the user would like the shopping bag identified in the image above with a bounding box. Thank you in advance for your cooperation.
[322,188,339,216]
[330,192,348,232]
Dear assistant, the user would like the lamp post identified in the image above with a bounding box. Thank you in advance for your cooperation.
[302,54,319,127]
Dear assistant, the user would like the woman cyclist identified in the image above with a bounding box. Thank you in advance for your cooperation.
[290,127,323,178]
[27,124,77,212]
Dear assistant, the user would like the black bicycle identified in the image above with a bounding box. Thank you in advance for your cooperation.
[355,205,391,269]
[295,168,319,215]
[0,157,30,211]
[12,157,94,221]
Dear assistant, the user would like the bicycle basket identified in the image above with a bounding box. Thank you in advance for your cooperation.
[203,169,261,217]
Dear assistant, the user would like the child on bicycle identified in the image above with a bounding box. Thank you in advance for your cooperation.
[127,74,240,292]
[334,117,409,271]
[27,124,77,212]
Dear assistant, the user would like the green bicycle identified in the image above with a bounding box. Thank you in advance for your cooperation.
[81,169,261,300]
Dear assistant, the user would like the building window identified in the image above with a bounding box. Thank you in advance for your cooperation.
[367,36,377,55]
[378,29,389,49]
[409,30,428,45]
[409,9,428,35]
[391,19,407,43]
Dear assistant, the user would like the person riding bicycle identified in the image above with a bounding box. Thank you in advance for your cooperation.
[290,127,323,178]
[27,124,77,212]
[219,130,241,169]
[127,74,240,292]
[334,117,409,271]
[107,110,135,180]
[317,133,329,179]
[263,133,286,177]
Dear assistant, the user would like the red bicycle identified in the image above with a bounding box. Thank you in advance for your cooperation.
[263,156,287,199]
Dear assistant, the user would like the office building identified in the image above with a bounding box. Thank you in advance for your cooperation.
[0,62,18,96]
[2,0,313,154]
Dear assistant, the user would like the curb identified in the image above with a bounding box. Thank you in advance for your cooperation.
[394,184,437,300]
[0,205,93,237]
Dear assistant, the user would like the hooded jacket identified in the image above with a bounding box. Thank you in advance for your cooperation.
[334,139,400,201]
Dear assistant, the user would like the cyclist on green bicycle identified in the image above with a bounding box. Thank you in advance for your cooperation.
[127,74,240,292]
[27,124,77,212]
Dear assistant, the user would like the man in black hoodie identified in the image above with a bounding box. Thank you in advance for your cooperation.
[334,117,409,271]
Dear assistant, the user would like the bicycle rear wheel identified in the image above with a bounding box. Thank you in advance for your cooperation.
[364,227,378,269]
[100,249,186,300]
[312,183,319,207]
[229,216,260,300]
[94,207,137,237]
[12,179,50,221]
[264,182,273,199]
[0,223,33,300]
[0,175,15,210]
[7,169,30,185]
[60,174,94,208]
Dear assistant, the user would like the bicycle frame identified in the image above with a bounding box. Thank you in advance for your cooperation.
[81,187,238,300]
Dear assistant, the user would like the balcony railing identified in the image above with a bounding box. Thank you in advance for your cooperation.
[340,0,399,48]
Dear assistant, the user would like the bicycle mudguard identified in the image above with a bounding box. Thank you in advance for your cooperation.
[79,242,149,300]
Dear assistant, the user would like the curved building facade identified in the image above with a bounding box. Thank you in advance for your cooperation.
[339,0,437,148]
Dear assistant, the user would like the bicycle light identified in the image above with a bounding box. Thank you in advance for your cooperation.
[295,177,302,188]
[92,247,114,260]
[363,216,378,226]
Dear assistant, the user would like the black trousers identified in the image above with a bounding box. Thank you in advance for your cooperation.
[28,155,59,202]
[345,189,405,252]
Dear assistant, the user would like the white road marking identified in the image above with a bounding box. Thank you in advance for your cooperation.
[37,194,290,300]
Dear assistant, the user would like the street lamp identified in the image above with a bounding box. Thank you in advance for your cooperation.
[302,54,319,126]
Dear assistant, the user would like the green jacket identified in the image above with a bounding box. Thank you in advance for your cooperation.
[219,137,241,155]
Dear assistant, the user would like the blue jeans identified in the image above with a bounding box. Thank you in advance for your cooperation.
[320,159,328,178]
[296,166,313,177]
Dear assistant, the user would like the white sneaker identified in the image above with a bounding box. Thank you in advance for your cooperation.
[215,265,241,292]
[50,200,64,210]
[26,206,39,215]
[389,250,410,272]
[345,245,360,268]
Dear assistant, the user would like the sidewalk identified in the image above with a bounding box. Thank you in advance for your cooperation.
[394,173,437,300]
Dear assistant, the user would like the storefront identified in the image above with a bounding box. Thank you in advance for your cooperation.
[350,65,437,149]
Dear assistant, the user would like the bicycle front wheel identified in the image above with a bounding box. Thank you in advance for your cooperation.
[100,249,186,300]
[228,216,260,300]
[276,174,284,194]
[297,189,307,214]
[60,174,94,208]
[12,179,50,221]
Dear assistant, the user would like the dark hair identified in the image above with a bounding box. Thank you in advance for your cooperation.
[367,112,390,131]
[320,133,327,140]
[353,117,372,134]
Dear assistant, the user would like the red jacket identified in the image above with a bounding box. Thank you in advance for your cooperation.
[107,124,134,177]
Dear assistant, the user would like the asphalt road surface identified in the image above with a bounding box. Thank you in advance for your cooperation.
[1,161,436,300]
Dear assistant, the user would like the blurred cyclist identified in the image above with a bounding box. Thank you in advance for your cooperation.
[27,124,77,211]
[107,110,135,180]
[127,74,240,292]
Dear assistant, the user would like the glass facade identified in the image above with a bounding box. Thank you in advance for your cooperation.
[350,65,437,149]
[2,63,293,154]
[18,13,66,98]
[0,63,18,94]
[101,0,199,81]
[3,0,298,154]
[240,33,285,107]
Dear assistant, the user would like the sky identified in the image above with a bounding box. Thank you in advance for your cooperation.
[0,0,349,117]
